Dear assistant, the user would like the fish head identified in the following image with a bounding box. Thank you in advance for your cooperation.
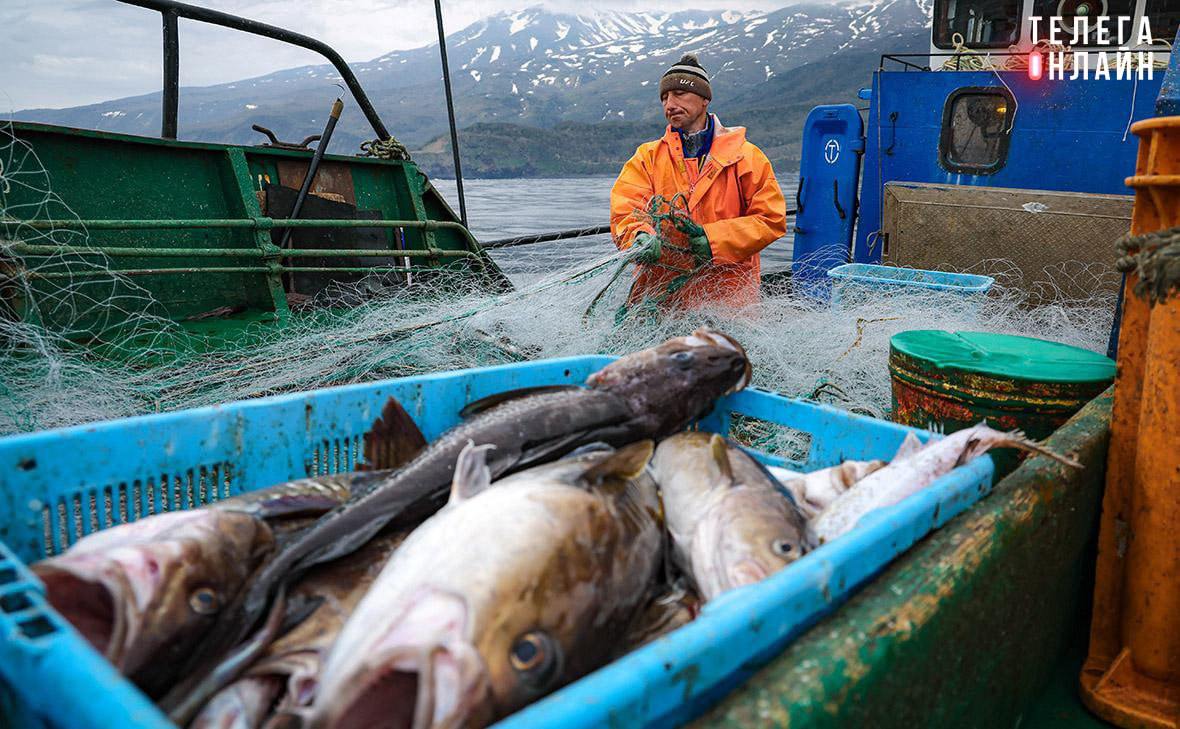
[586,328,752,435]
[32,509,273,679]
[314,445,661,728]
[655,434,806,600]
[315,527,614,729]
[692,486,807,599]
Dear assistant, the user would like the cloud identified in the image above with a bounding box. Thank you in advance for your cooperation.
[2,0,793,110]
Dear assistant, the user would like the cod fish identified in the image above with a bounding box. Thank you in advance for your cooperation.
[766,435,925,519]
[651,432,808,601]
[192,530,408,729]
[807,423,1081,546]
[168,329,751,721]
[308,440,664,729]
[31,477,356,694]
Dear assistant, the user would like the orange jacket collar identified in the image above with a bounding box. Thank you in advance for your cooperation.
[660,116,748,211]
[660,115,748,166]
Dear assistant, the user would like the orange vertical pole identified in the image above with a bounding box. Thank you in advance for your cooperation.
[1082,251,1150,679]
[1123,291,1180,681]
[1081,117,1180,728]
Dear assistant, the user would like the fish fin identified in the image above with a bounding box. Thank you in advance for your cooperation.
[579,440,654,485]
[363,397,428,471]
[568,441,616,457]
[893,432,925,461]
[997,430,1083,469]
[733,445,802,507]
[708,434,735,487]
[450,441,496,503]
[458,385,581,419]
[834,459,885,489]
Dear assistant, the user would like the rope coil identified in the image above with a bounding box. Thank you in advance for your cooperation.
[359,137,411,161]
[1116,226,1180,304]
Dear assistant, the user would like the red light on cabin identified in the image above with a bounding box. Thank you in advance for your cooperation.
[1028,51,1043,80]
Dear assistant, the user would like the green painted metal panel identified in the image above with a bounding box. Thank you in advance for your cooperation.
[2,121,509,334]
[697,388,1112,728]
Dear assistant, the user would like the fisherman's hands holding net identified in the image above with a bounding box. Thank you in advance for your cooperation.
[670,215,712,265]
[629,193,712,268]
[631,231,664,264]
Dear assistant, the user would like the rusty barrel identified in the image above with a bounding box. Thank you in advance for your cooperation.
[889,330,1115,477]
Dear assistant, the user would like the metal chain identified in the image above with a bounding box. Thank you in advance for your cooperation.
[359,137,411,161]
[1115,225,1180,304]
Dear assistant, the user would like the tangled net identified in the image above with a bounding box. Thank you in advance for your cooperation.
[0,123,1121,436]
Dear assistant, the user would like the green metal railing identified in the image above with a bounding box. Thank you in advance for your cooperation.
[7,245,472,259]
[23,266,451,280]
[1,216,483,279]
[5,216,477,242]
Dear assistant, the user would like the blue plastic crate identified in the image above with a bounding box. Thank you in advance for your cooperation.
[0,356,994,728]
[827,263,995,309]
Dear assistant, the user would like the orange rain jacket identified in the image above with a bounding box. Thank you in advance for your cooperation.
[610,115,787,309]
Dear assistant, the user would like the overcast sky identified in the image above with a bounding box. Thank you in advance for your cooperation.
[1,1,785,111]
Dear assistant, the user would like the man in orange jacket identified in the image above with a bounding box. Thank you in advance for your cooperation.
[610,53,787,309]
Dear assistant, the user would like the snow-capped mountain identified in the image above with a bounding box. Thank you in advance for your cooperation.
[14,1,930,172]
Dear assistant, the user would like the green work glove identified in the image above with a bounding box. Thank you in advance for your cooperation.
[688,233,712,265]
[671,216,711,264]
[632,231,662,264]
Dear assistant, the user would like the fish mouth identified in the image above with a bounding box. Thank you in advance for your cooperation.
[689,328,752,394]
[34,545,178,674]
[34,563,127,666]
[319,591,490,729]
[327,644,489,729]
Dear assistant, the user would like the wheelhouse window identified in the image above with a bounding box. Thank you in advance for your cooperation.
[1032,0,1135,45]
[933,0,1021,48]
[939,88,1015,175]
[1143,0,1180,45]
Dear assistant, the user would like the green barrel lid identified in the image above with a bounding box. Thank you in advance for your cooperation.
[889,330,1116,384]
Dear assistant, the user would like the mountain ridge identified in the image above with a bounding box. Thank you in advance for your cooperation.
[11,3,931,177]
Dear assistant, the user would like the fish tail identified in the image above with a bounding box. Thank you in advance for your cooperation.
[998,430,1082,469]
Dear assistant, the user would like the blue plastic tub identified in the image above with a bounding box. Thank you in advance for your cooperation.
[827,263,995,309]
[0,356,995,728]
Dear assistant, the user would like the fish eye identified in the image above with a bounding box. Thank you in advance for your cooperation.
[671,351,695,366]
[188,587,221,615]
[510,631,561,688]
[771,540,795,557]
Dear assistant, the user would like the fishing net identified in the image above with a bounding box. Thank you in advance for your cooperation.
[0,123,1121,438]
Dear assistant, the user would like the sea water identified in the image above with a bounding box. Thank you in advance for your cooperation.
[433,175,799,284]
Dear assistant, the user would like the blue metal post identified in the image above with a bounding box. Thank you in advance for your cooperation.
[1155,27,1180,115]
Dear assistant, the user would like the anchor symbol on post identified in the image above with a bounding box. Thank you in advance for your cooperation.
[824,139,840,165]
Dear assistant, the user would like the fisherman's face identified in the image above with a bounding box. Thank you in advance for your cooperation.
[662,90,709,132]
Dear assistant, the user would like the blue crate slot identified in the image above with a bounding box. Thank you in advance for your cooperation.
[0,356,993,728]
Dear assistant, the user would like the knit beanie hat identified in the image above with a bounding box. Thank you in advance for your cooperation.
[659,53,712,101]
